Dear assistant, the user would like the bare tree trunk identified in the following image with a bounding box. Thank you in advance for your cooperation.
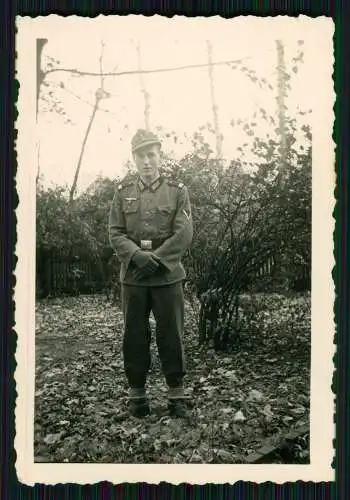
[36,38,48,120]
[206,40,223,162]
[36,141,41,185]
[69,99,99,206]
[136,42,151,130]
[276,39,287,177]
[69,41,107,207]
[36,39,47,188]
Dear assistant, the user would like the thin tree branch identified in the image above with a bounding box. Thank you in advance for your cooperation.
[136,41,151,130]
[206,40,222,161]
[43,53,268,80]
[69,40,106,207]
[55,80,123,118]
[69,101,99,206]
[99,40,105,90]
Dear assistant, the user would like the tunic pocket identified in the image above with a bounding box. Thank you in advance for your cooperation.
[157,205,175,230]
[123,199,140,231]
[123,199,139,213]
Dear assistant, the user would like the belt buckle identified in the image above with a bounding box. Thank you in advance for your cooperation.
[141,239,152,250]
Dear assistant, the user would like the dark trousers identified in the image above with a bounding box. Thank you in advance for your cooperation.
[121,282,186,389]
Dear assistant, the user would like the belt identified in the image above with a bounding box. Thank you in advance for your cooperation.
[130,238,167,250]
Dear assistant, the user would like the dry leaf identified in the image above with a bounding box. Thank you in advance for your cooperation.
[233,410,246,423]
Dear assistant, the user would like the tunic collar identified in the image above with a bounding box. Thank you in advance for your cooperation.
[138,175,162,192]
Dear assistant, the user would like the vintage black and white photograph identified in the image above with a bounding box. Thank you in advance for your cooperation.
[15,15,334,484]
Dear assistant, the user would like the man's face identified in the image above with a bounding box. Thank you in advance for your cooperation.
[133,144,161,180]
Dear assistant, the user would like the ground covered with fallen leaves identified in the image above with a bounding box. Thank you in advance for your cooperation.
[34,293,310,464]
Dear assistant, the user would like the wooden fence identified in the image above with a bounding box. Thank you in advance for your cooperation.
[36,256,119,298]
[36,253,310,298]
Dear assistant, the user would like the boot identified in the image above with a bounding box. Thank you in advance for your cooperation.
[168,398,190,418]
[128,388,150,418]
[129,397,150,418]
[167,386,190,418]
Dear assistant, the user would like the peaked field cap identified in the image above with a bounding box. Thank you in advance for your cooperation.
[131,129,161,153]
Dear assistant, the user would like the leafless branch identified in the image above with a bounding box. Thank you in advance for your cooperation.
[43,53,265,80]
[136,41,151,130]
[99,40,105,90]
[69,41,107,206]
[206,40,222,161]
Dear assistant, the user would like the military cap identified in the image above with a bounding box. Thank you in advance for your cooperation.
[131,129,161,153]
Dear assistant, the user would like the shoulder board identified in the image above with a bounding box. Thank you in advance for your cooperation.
[117,180,134,191]
[166,179,185,189]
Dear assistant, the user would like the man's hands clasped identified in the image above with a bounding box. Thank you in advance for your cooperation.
[132,249,162,280]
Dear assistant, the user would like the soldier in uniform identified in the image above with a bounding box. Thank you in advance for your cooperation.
[108,129,193,418]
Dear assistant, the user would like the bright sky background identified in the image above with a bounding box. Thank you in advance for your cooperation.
[36,16,324,193]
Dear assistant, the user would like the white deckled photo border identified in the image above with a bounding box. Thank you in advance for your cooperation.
[14,14,335,485]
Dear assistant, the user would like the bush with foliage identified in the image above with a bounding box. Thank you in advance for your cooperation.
[36,176,120,297]
[157,120,311,349]
[36,118,311,350]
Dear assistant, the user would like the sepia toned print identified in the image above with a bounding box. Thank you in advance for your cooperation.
[15,15,335,484]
